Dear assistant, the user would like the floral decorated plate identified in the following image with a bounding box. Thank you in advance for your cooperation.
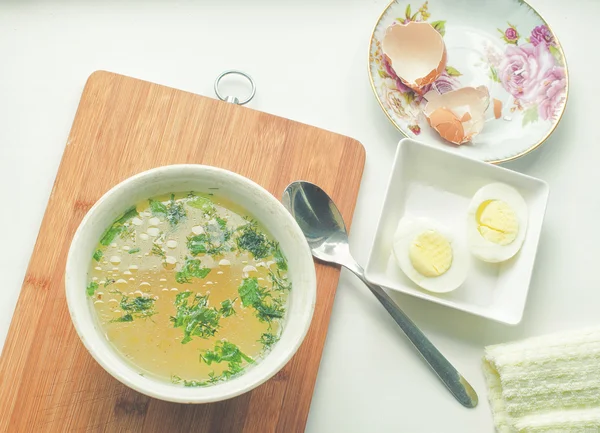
[369,0,568,163]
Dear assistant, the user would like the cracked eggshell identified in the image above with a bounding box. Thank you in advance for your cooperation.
[423,86,491,145]
[381,21,447,94]
[493,98,503,119]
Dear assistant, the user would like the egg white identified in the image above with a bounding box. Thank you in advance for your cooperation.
[392,216,469,293]
[467,183,528,263]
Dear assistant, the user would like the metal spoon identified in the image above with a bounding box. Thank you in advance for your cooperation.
[282,181,478,408]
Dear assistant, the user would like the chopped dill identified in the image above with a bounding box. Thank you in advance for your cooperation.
[271,242,288,271]
[117,206,139,224]
[171,292,220,343]
[128,247,140,254]
[187,233,212,255]
[111,294,156,322]
[186,194,216,215]
[99,206,138,246]
[112,314,133,323]
[186,221,232,256]
[171,371,223,387]
[216,216,228,231]
[200,341,254,379]
[92,249,103,262]
[171,375,206,387]
[236,222,289,269]
[254,296,285,323]
[175,257,211,284]
[183,195,234,257]
[258,332,279,351]
[149,195,186,228]
[219,298,237,318]
[104,279,116,288]
[166,194,186,227]
[86,281,99,297]
[100,225,124,246]
[151,243,166,258]
[119,225,136,241]
[238,278,286,324]
[236,220,271,259]
[238,277,267,307]
[269,269,292,292]
[149,199,168,217]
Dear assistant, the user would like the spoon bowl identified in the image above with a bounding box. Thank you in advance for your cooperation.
[282,182,352,265]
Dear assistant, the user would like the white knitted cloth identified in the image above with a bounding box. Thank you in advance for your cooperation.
[482,326,600,432]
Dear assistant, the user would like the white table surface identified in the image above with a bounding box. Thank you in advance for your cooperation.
[0,0,596,431]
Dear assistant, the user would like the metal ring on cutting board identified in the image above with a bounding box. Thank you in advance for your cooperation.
[214,70,256,105]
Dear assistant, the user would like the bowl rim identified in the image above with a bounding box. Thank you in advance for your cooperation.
[65,164,317,403]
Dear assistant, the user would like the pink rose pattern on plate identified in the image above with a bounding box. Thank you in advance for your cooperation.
[493,22,566,125]
[371,2,566,133]
[498,23,520,45]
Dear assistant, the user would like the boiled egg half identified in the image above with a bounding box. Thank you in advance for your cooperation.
[467,183,528,263]
[393,216,469,293]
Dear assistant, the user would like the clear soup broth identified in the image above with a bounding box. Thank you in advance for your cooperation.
[87,192,290,387]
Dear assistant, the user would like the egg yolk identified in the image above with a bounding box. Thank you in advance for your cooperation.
[476,200,519,245]
[409,230,453,278]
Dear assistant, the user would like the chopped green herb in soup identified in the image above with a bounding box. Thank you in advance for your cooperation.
[87,192,290,386]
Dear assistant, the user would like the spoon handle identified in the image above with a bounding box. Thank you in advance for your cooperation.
[345,261,478,408]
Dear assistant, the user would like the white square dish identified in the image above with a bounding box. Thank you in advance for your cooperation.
[364,139,549,325]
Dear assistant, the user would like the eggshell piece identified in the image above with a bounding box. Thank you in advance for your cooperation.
[493,98,503,119]
[382,21,447,93]
[427,108,465,144]
[424,86,490,145]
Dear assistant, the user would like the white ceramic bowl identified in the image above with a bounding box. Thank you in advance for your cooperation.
[65,165,317,403]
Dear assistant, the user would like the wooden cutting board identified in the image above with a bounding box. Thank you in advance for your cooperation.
[0,71,365,432]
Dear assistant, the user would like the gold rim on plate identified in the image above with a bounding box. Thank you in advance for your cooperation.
[367,0,570,164]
